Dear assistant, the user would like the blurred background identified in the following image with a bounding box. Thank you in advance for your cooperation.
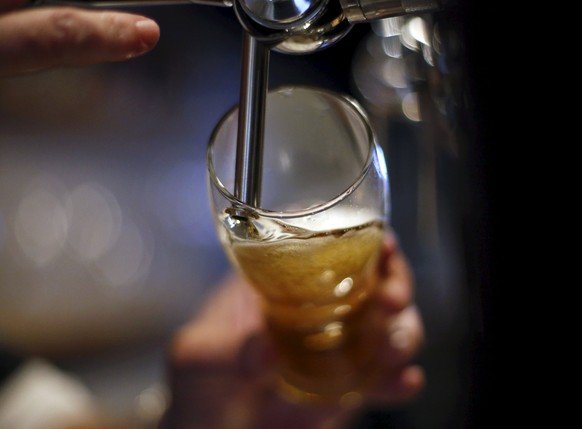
[1,1,499,428]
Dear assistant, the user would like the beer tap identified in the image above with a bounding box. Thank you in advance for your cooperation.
[32,0,442,209]
[31,0,442,46]
[217,0,442,211]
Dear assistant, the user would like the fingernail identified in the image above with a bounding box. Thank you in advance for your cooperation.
[388,306,421,352]
[135,19,160,49]
[389,325,411,350]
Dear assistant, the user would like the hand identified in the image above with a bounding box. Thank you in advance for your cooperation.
[0,0,160,77]
[160,232,425,429]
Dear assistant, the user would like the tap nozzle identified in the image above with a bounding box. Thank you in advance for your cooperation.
[234,0,441,54]
[339,0,439,23]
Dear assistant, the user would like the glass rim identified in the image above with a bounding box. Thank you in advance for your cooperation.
[207,85,377,220]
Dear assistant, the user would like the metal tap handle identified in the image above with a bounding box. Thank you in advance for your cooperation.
[237,0,440,28]
[339,0,439,23]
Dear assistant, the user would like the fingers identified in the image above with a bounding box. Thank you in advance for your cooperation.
[375,231,424,369]
[363,304,425,404]
[0,7,160,77]
[376,231,416,312]
[384,305,425,368]
[366,365,425,405]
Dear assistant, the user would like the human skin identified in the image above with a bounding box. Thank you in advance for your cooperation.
[0,0,160,77]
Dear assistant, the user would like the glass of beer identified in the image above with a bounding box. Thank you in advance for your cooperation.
[207,86,390,404]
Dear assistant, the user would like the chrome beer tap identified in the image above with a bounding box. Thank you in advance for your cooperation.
[32,0,442,208]
[227,0,441,209]
[233,0,441,54]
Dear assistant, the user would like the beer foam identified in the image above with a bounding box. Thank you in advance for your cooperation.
[229,218,384,306]
[283,207,380,232]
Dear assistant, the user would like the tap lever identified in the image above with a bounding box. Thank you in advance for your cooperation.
[340,0,440,23]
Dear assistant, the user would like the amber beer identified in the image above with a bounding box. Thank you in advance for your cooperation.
[222,208,385,403]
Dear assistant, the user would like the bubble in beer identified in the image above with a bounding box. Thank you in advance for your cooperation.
[334,277,353,297]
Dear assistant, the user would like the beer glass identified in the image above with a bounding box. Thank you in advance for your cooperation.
[207,86,390,403]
